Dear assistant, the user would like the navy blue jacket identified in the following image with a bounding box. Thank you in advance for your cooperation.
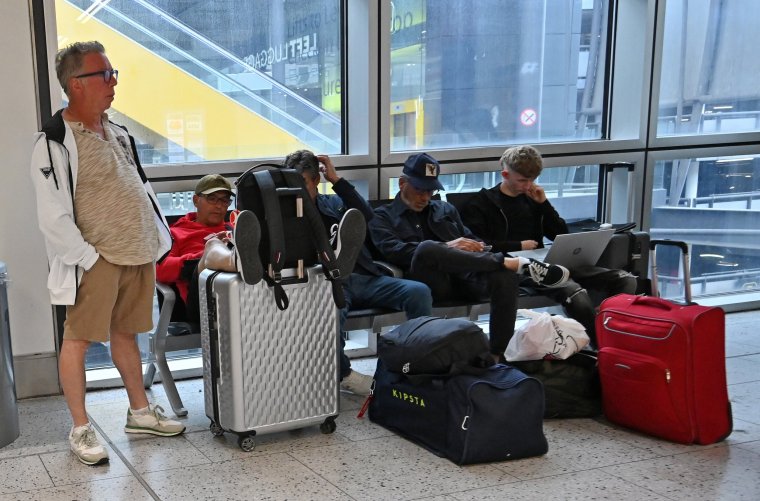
[369,194,480,271]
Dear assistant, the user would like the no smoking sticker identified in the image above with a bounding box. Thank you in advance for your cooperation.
[520,108,537,126]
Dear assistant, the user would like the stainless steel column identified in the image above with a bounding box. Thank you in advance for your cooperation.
[0,262,19,448]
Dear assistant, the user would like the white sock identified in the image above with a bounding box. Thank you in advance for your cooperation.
[131,405,150,415]
[516,257,530,272]
[72,423,91,433]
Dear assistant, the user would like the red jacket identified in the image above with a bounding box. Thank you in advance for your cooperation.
[155,212,228,303]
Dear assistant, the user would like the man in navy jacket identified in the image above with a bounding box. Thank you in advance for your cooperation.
[369,153,569,361]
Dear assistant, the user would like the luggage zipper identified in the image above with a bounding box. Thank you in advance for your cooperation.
[603,314,676,341]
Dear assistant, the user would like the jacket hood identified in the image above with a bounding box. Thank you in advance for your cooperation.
[40,110,66,145]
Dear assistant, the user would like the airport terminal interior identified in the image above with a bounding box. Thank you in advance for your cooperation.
[1,0,760,499]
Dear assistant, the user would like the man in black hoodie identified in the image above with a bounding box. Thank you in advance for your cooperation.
[460,145,636,346]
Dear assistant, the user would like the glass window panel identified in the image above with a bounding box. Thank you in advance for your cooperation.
[55,0,342,166]
[650,155,760,300]
[387,165,600,224]
[656,1,760,137]
[389,0,609,150]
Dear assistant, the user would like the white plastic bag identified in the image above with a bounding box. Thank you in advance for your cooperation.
[505,309,589,362]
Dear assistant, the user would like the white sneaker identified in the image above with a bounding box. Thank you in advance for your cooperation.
[125,404,186,436]
[69,424,109,466]
[340,370,373,396]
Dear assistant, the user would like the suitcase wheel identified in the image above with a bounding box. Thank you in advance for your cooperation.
[238,435,256,452]
[320,416,337,434]
[209,422,224,437]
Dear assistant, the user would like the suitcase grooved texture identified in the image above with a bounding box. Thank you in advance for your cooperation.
[200,267,338,434]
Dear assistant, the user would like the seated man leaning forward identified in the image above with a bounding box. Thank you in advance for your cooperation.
[368,152,570,362]
[155,174,262,324]
[459,145,637,346]
[284,150,433,396]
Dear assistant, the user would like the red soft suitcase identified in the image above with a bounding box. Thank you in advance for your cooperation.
[596,239,732,444]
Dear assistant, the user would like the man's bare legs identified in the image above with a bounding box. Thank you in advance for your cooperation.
[59,339,91,427]
[110,331,150,411]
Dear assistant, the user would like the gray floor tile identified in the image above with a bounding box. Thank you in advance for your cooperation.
[490,419,658,480]
[142,452,353,501]
[725,340,760,358]
[726,353,760,385]
[113,435,211,474]
[38,443,132,486]
[0,476,153,501]
[728,418,760,444]
[0,409,73,460]
[333,407,395,442]
[568,417,709,457]
[450,469,671,501]
[289,435,518,500]
[729,380,760,425]
[338,391,367,411]
[416,497,459,501]
[0,455,53,495]
[601,445,760,500]
[16,395,68,416]
[350,356,378,376]
[736,439,760,456]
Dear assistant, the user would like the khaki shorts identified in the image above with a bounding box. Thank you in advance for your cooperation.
[64,257,155,342]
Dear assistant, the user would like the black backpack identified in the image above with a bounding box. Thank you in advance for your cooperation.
[510,351,601,418]
[378,316,493,375]
[235,163,345,310]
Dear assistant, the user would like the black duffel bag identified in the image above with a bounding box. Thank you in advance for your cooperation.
[378,316,492,375]
[510,351,601,419]
[369,360,548,464]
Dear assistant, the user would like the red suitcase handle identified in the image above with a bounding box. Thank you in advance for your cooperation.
[630,296,675,311]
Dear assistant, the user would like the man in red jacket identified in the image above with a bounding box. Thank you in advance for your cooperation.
[156,174,261,321]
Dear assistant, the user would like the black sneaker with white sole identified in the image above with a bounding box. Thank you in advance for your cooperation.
[332,208,366,278]
[233,210,263,285]
[524,259,570,288]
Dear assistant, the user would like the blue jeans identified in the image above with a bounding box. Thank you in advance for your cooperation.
[339,273,433,378]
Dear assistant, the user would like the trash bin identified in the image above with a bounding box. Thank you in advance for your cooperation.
[0,261,20,448]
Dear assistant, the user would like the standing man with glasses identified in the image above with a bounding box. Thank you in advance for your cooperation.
[30,41,185,466]
[369,153,570,362]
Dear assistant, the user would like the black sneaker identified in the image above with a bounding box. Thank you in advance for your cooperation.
[524,259,570,288]
[233,210,263,285]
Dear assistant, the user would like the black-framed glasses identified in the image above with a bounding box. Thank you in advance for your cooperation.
[74,69,119,83]
[200,194,233,207]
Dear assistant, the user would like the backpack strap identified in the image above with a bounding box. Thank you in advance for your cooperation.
[252,170,290,310]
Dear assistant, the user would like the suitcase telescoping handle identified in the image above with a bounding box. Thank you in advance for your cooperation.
[649,239,692,303]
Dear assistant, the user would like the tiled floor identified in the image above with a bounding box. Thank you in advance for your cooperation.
[2,311,760,500]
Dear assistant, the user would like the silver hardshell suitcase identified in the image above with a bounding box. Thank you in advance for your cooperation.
[199,266,339,451]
